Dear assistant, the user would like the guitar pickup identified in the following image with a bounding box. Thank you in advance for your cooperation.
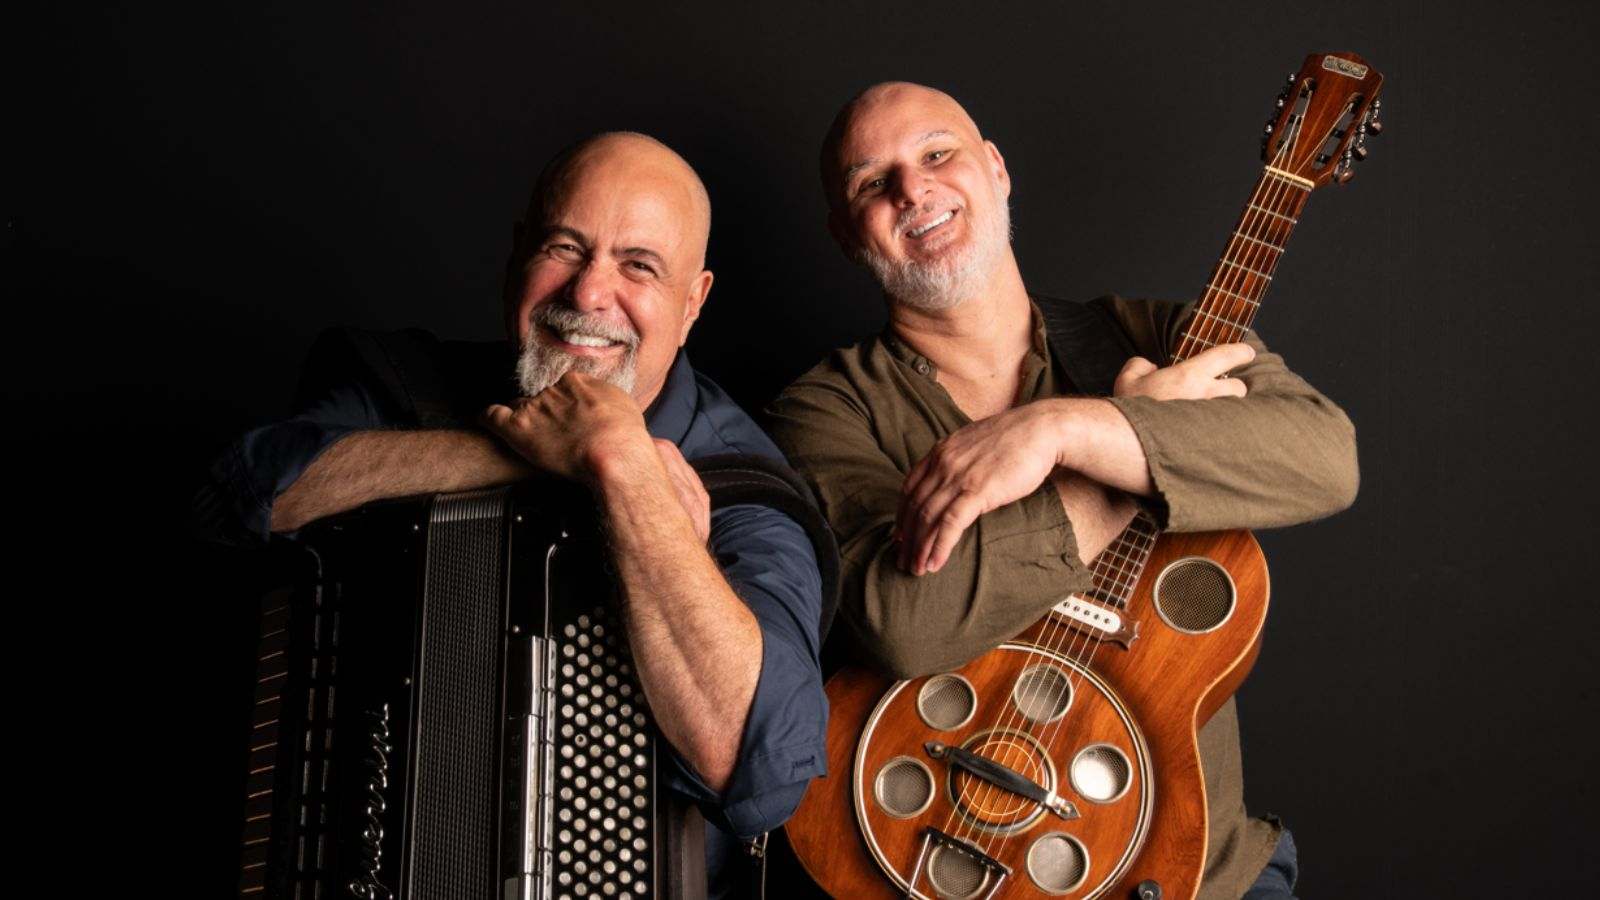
[1049,593,1139,648]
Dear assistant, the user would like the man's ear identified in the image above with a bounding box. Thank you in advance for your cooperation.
[679,269,714,345]
[985,140,1012,199]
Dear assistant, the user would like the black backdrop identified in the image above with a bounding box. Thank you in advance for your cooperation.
[14,1,1598,895]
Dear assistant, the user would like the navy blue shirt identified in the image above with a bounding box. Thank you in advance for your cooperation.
[198,338,828,893]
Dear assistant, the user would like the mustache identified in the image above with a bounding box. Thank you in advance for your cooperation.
[895,199,958,235]
[529,304,641,348]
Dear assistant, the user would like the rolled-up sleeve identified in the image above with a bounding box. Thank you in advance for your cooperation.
[768,373,1094,680]
[662,503,828,838]
[193,375,387,546]
[1103,300,1360,532]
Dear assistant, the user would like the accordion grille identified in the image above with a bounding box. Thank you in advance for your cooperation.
[411,490,509,897]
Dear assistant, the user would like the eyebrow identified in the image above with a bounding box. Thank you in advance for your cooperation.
[542,225,592,246]
[617,246,669,272]
[842,130,956,184]
[542,226,669,272]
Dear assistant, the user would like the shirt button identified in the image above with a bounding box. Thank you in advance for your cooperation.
[915,361,930,375]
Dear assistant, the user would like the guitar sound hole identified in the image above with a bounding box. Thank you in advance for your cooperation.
[917,673,978,731]
[1070,743,1132,804]
[1153,557,1236,633]
[927,844,989,899]
[1026,832,1089,894]
[1011,665,1072,723]
[873,756,935,819]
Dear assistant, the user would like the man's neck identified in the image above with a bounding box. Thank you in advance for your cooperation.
[886,252,1033,384]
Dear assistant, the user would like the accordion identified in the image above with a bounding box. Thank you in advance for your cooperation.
[237,456,837,900]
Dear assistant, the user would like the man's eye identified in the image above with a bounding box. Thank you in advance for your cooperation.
[548,243,582,258]
[860,177,886,194]
[627,261,657,275]
[927,149,949,163]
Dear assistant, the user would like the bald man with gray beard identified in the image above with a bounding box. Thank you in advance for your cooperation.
[200,133,828,897]
[769,82,1358,899]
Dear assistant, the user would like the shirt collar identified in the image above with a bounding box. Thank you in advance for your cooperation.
[644,348,697,445]
[880,296,1052,382]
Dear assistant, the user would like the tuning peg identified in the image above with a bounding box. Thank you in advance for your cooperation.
[1335,168,1356,185]
[1365,118,1384,135]
[1352,145,1369,161]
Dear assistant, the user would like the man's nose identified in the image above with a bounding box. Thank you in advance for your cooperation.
[565,259,614,311]
[891,166,931,208]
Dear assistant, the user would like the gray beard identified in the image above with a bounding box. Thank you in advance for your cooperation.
[514,306,639,398]
[864,183,1012,312]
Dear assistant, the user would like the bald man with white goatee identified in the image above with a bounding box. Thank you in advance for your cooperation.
[770,82,1358,899]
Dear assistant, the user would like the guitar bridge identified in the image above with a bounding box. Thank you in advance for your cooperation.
[907,827,1012,900]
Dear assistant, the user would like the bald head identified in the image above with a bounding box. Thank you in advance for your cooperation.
[820,82,986,210]
[527,131,712,267]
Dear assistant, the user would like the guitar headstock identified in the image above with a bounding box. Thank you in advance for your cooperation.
[1259,52,1385,188]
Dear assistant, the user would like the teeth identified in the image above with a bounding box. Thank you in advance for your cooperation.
[561,333,615,348]
[909,211,953,237]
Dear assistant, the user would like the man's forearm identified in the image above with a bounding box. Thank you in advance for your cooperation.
[1052,466,1141,564]
[270,429,531,532]
[590,440,761,794]
[1048,397,1157,496]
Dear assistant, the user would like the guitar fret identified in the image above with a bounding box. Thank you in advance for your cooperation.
[1247,203,1298,224]
[1232,231,1284,253]
[1096,545,1148,570]
[1204,285,1261,306]
[1220,259,1273,280]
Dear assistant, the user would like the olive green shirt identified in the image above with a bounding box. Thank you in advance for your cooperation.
[767,294,1358,899]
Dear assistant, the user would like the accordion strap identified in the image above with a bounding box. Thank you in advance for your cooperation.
[693,453,842,646]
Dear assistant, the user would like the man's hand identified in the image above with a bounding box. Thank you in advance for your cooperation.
[653,438,711,543]
[481,371,650,481]
[896,402,1066,576]
[1113,343,1255,400]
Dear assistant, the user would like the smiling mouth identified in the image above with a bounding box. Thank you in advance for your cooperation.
[543,324,628,351]
[906,210,955,239]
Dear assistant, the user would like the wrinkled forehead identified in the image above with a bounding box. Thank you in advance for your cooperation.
[827,85,984,190]
[543,153,708,262]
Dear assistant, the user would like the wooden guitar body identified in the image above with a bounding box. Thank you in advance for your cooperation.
[788,529,1266,899]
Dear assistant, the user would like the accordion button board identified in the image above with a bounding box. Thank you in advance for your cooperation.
[238,483,702,900]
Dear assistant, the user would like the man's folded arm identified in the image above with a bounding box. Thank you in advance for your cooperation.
[1101,302,1360,532]
[193,379,531,542]
[768,378,1096,680]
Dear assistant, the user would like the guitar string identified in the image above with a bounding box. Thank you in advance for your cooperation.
[991,125,1304,838]
[979,75,1359,868]
[959,106,1309,867]
[926,82,1327,874]
[952,89,1306,865]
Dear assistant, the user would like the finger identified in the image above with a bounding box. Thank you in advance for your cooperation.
[909,479,967,574]
[481,404,513,432]
[898,454,935,538]
[902,459,958,570]
[1186,342,1256,378]
[1212,377,1248,398]
[924,492,984,574]
[1113,357,1158,396]
[1117,356,1158,379]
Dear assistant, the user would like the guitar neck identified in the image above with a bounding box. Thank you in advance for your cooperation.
[1088,168,1316,610]
[1169,167,1314,363]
